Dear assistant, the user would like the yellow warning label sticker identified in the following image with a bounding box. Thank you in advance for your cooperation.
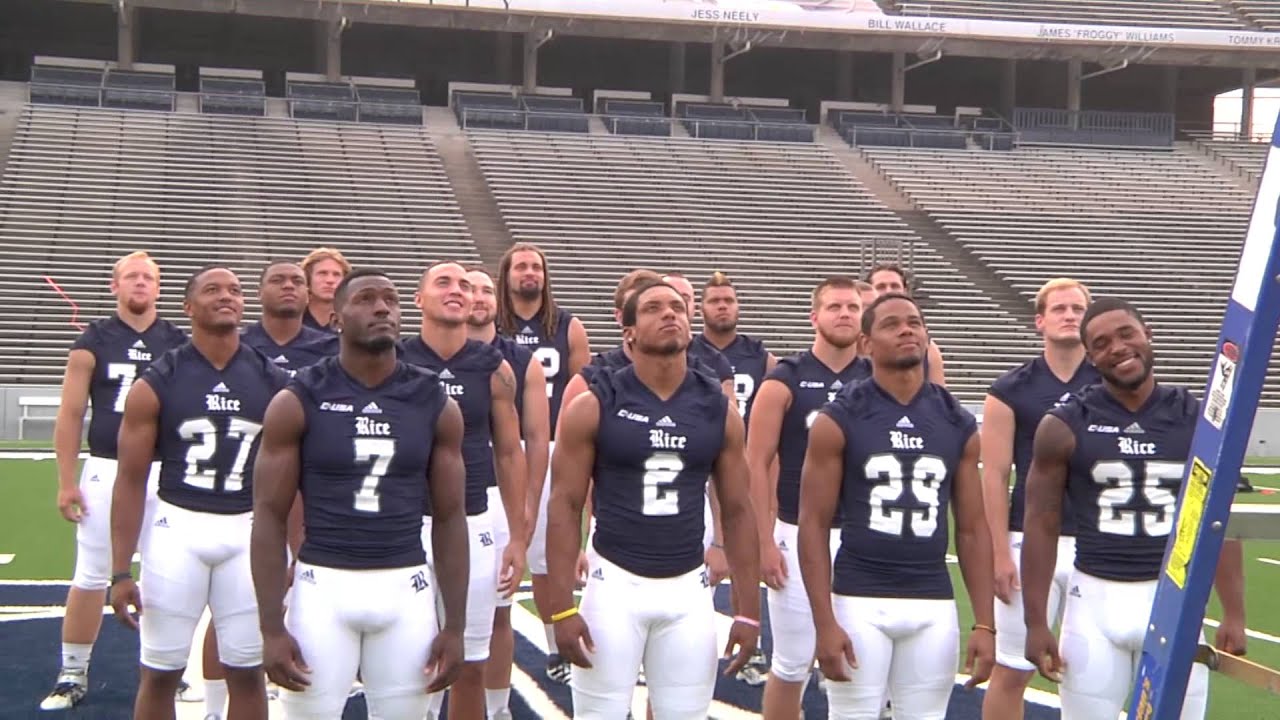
[1167,457,1211,589]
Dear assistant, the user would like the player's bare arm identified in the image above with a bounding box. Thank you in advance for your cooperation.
[797,412,856,682]
[979,394,1018,602]
[249,388,309,691]
[556,370,591,438]
[546,391,599,669]
[927,340,946,386]
[745,378,790,590]
[1020,413,1074,681]
[952,431,996,688]
[491,359,529,593]
[520,359,551,546]
[1213,538,1247,656]
[107,378,160,630]
[54,350,94,522]
[427,398,469,693]
[712,404,762,676]
[566,317,590,376]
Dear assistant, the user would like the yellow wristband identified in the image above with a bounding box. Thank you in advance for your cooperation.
[972,623,997,635]
[551,607,579,623]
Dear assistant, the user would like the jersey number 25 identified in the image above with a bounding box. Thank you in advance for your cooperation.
[1090,460,1182,537]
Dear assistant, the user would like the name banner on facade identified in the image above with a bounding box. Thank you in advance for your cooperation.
[398,0,1280,52]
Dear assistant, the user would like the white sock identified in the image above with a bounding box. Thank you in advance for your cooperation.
[61,643,92,674]
[204,679,227,719]
[544,624,557,654]
[486,687,511,718]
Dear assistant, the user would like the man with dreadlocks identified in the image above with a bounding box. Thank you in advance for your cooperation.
[495,242,591,686]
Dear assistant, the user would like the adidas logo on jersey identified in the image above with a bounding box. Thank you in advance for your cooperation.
[212,382,230,393]
[153,516,168,528]
[132,340,146,349]
[591,567,604,581]
[1125,422,1145,434]
[520,326,535,335]
[320,401,353,412]
[439,368,455,380]
[1055,392,1072,407]
[617,408,649,423]
[656,415,677,428]
[89,474,100,483]
[896,415,915,429]
[831,380,844,391]
[272,354,289,365]
[299,568,316,585]
[777,539,788,550]
[1069,585,1081,598]
[362,401,383,415]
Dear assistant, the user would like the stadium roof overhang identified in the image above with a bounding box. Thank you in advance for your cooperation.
[73,0,1280,70]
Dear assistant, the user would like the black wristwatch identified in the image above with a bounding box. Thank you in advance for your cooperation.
[110,571,133,586]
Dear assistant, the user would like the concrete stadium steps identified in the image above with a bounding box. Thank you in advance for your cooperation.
[0,104,477,384]
[466,129,1039,402]
[860,144,1279,404]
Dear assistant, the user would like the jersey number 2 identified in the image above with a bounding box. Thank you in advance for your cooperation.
[864,453,946,537]
[178,417,262,492]
[642,452,682,516]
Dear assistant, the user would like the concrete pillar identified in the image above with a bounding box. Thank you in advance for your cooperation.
[709,41,725,102]
[835,51,854,101]
[999,59,1017,118]
[669,42,686,95]
[316,20,341,81]
[521,31,539,93]
[495,33,513,85]
[1242,67,1256,140]
[890,51,905,113]
[1160,66,1178,115]
[1066,58,1082,112]
[117,4,137,70]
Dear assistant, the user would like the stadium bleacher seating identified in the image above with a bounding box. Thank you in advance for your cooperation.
[1014,108,1174,147]
[858,144,1280,400]
[466,129,1041,400]
[0,103,476,384]
[1197,137,1270,183]
[887,0,1248,29]
[1230,1,1280,29]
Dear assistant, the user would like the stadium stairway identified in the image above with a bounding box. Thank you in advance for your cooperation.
[427,106,513,269]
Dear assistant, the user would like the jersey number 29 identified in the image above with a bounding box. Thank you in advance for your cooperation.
[864,453,946,537]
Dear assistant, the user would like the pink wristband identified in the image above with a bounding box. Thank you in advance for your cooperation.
[733,616,761,628]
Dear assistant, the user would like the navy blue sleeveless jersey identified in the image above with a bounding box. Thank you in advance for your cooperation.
[988,357,1100,534]
[71,316,186,459]
[824,380,977,599]
[590,366,728,578]
[685,339,734,383]
[242,322,338,376]
[1050,384,1197,582]
[768,352,872,525]
[290,357,448,570]
[143,344,289,514]
[302,308,336,334]
[507,308,573,438]
[399,337,503,515]
[491,335,532,424]
[695,333,769,423]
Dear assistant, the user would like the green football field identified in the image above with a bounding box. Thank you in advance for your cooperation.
[4,455,1280,716]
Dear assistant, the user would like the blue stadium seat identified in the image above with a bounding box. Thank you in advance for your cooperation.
[102,70,174,112]
[29,66,103,108]
[355,86,422,125]
[199,77,266,117]
[601,99,670,137]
